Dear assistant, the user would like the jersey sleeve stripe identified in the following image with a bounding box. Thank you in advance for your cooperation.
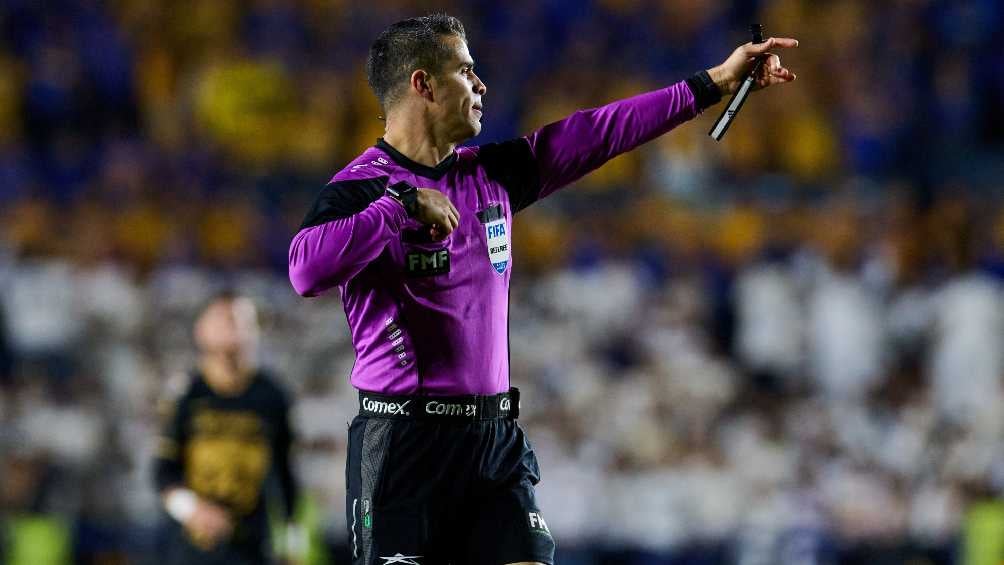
[478,138,542,213]
[299,176,389,229]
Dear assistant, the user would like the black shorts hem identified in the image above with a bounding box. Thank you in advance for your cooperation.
[485,556,555,565]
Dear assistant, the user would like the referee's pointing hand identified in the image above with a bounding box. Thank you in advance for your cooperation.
[707,36,799,95]
[417,188,461,241]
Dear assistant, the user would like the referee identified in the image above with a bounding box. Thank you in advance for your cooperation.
[289,14,797,565]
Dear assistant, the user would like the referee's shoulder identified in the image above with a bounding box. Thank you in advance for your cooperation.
[328,146,395,185]
[466,137,534,167]
[456,144,494,173]
[456,144,479,160]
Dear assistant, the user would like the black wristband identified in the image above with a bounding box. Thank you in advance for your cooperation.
[685,70,722,111]
[385,181,418,217]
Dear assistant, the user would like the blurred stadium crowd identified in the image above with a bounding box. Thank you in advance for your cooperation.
[1,0,1003,564]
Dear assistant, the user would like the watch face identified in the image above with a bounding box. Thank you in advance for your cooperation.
[386,182,417,216]
[388,181,415,195]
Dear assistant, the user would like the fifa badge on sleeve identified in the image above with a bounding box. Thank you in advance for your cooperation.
[477,204,509,275]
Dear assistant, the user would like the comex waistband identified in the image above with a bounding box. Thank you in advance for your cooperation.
[358,387,520,420]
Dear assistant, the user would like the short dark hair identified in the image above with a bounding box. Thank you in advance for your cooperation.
[194,288,240,320]
[366,14,467,111]
[204,288,239,308]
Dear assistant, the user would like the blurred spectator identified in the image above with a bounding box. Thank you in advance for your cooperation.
[152,292,302,565]
[806,202,885,401]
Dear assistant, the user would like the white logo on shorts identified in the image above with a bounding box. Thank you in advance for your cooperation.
[379,554,422,565]
[425,401,475,417]
[362,398,411,416]
[528,511,551,534]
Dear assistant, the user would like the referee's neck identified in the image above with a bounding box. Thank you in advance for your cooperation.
[383,118,456,169]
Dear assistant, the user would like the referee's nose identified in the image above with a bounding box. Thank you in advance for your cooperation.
[472,72,487,96]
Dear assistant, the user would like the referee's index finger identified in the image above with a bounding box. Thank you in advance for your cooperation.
[747,37,799,54]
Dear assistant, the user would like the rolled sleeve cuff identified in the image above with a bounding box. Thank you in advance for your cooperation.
[685,70,722,112]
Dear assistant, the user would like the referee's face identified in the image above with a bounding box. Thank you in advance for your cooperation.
[431,35,487,143]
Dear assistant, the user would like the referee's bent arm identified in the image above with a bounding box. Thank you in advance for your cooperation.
[289,187,409,297]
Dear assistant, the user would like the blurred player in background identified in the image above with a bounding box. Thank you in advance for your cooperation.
[289,13,796,565]
[153,292,303,565]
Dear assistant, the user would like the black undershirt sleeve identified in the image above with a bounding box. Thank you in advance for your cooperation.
[299,176,389,230]
[479,138,543,213]
[153,393,189,493]
[684,70,723,111]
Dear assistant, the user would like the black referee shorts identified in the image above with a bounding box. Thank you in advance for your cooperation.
[346,388,555,565]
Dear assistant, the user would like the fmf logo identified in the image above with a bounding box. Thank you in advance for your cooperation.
[406,249,449,276]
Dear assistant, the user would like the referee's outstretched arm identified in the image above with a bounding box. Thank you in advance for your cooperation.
[288,33,796,298]
[521,36,798,205]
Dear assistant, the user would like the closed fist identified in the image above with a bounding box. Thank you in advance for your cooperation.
[416,188,461,241]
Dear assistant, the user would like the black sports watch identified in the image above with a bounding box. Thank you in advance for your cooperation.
[385,181,418,217]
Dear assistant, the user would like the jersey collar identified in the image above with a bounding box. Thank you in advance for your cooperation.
[375,138,457,181]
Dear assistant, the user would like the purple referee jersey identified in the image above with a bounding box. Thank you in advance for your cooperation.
[289,79,716,395]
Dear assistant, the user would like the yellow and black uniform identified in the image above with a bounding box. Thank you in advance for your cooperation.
[153,370,298,565]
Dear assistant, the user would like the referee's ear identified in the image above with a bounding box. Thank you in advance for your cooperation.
[410,69,435,103]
